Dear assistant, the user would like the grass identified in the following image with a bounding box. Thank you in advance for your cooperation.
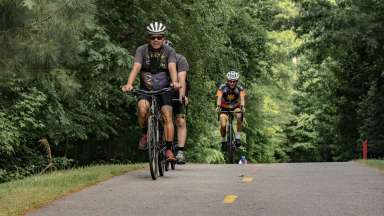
[357,159,384,171]
[0,164,145,216]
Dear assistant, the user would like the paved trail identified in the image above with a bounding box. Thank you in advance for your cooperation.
[28,162,384,216]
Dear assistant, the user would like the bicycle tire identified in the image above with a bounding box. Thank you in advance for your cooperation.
[165,161,169,171]
[158,150,165,176]
[171,142,176,170]
[158,142,166,176]
[148,115,158,180]
[227,118,235,164]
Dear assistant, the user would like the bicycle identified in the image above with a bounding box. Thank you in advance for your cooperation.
[130,88,172,180]
[218,110,244,164]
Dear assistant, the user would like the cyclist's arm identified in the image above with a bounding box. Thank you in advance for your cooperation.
[178,71,187,97]
[216,90,223,107]
[240,90,246,107]
[167,47,178,85]
[168,63,178,84]
[127,46,145,86]
[177,55,189,98]
[127,62,142,85]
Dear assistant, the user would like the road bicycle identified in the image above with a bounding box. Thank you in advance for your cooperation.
[131,88,172,180]
[218,110,243,164]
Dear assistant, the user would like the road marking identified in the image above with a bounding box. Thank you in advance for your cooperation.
[242,176,253,183]
[223,195,238,204]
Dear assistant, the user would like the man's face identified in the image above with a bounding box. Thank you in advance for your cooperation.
[149,34,165,50]
[227,80,237,89]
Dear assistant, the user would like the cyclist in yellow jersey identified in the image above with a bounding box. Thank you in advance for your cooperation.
[216,71,246,150]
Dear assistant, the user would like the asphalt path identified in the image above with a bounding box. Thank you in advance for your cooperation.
[27,162,384,216]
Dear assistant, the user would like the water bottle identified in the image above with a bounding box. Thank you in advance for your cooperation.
[238,155,247,165]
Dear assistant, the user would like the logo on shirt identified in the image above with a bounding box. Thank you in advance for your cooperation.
[227,94,235,101]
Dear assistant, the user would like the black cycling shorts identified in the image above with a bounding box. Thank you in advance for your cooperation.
[172,99,186,116]
[137,91,172,107]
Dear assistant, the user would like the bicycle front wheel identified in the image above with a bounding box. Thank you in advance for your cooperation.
[227,123,235,164]
[148,115,159,180]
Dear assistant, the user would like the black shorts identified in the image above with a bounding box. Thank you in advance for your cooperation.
[172,99,186,117]
[220,106,240,112]
[220,106,242,119]
[137,91,172,107]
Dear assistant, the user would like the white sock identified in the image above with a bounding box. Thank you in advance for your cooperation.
[221,137,226,142]
[236,132,241,139]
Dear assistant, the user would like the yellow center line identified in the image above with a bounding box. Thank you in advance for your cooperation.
[223,195,238,204]
[242,176,253,183]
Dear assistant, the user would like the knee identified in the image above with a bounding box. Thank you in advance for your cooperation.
[138,107,148,118]
[138,101,149,115]
[162,109,173,123]
[236,115,242,122]
[176,117,186,127]
[220,121,226,128]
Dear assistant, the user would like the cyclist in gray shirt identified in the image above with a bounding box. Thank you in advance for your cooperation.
[122,22,180,161]
[164,40,189,164]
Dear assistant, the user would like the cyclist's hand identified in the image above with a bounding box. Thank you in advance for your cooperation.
[184,96,189,105]
[215,106,221,113]
[240,106,245,113]
[179,95,188,105]
[121,84,133,92]
[171,81,180,90]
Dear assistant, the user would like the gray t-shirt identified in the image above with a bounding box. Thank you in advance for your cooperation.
[134,44,176,66]
[176,53,189,73]
[133,44,177,90]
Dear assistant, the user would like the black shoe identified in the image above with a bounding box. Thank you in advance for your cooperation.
[235,139,241,148]
[221,142,227,151]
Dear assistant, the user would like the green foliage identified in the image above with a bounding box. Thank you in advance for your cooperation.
[293,0,384,160]
[0,146,46,183]
[0,112,20,155]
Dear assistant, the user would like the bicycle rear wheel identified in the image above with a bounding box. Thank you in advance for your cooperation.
[148,115,159,180]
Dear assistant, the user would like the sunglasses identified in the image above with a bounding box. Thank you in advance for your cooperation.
[150,36,164,40]
[228,80,237,83]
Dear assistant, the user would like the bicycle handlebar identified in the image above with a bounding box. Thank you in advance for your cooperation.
[171,96,186,104]
[130,87,172,96]
[217,110,244,121]
[218,110,244,113]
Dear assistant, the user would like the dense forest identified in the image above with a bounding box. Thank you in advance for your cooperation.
[0,0,383,182]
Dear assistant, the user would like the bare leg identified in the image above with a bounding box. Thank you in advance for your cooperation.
[161,105,174,142]
[138,99,150,128]
[236,112,242,132]
[176,116,187,148]
[220,114,228,138]
[235,109,243,146]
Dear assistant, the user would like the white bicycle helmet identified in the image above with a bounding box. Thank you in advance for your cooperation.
[146,21,166,35]
[226,71,239,81]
